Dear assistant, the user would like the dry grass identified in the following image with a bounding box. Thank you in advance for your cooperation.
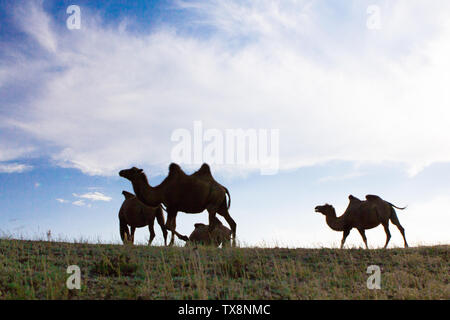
[0,238,448,299]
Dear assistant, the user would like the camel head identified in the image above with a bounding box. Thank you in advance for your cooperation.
[193,216,223,231]
[119,167,144,181]
[314,204,336,217]
[122,190,135,200]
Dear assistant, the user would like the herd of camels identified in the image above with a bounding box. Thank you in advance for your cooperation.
[118,163,408,249]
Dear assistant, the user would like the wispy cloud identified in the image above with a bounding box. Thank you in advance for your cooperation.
[87,186,103,190]
[14,0,57,52]
[73,192,112,202]
[72,199,87,207]
[57,191,111,207]
[71,199,92,208]
[0,145,35,162]
[2,0,450,176]
[0,163,33,173]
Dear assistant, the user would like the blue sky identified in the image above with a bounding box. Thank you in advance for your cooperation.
[1,0,450,247]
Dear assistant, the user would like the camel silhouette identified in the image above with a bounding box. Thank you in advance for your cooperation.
[118,190,172,246]
[315,194,408,249]
[186,216,232,247]
[119,163,236,246]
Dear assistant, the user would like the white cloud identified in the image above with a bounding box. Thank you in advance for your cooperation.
[14,0,57,52]
[2,1,450,176]
[73,192,112,202]
[0,163,33,173]
[0,145,34,162]
[72,199,86,206]
[57,191,111,208]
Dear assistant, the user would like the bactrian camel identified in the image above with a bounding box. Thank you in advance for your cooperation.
[119,163,236,246]
[315,194,408,249]
[186,216,232,247]
[119,190,172,246]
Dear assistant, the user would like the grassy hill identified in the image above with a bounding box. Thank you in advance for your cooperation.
[0,238,448,299]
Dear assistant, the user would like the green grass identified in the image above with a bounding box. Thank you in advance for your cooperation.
[0,238,448,299]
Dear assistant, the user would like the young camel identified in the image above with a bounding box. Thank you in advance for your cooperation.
[185,216,232,247]
[119,163,236,246]
[315,194,408,249]
[119,190,173,246]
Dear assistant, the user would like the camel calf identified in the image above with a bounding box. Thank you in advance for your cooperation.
[186,216,232,247]
[119,191,172,246]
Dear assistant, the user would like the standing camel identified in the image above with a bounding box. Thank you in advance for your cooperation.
[119,190,172,246]
[119,163,236,246]
[315,194,408,249]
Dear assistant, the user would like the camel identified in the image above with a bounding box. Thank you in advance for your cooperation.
[315,194,408,249]
[185,216,232,247]
[119,163,236,246]
[119,190,172,246]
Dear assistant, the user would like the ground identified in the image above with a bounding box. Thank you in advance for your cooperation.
[0,239,448,299]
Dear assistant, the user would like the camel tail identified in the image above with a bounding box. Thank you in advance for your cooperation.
[225,187,231,209]
[388,202,407,210]
[119,217,130,243]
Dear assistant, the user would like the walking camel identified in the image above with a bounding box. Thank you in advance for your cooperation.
[315,194,408,249]
[119,163,236,246]
[119,190,172,246]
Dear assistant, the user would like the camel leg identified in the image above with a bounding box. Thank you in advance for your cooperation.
[119,219,131,244]
[130,226,136,245]
[390,211,408,248]
[155,210,168,246]
[204,209,217,246]
[217,205,237,247]
[207,208,218,231]
[341,229,350,249]
[148,218,156,246]
[382,222,391,249]
[166,210,177,246]
[166,209,189,246]
[357,228,369,249]
[169,231,176,246]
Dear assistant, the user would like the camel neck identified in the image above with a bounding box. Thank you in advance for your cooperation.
[133,175,163,207]
[325,211,345,231]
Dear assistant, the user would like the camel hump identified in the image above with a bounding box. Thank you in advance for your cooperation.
[169,163,181,172]
[197,163,212,175]
[122,190,135,200]
[348,194,361,202]
[365,194,382,202]
[168,163,185,176]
